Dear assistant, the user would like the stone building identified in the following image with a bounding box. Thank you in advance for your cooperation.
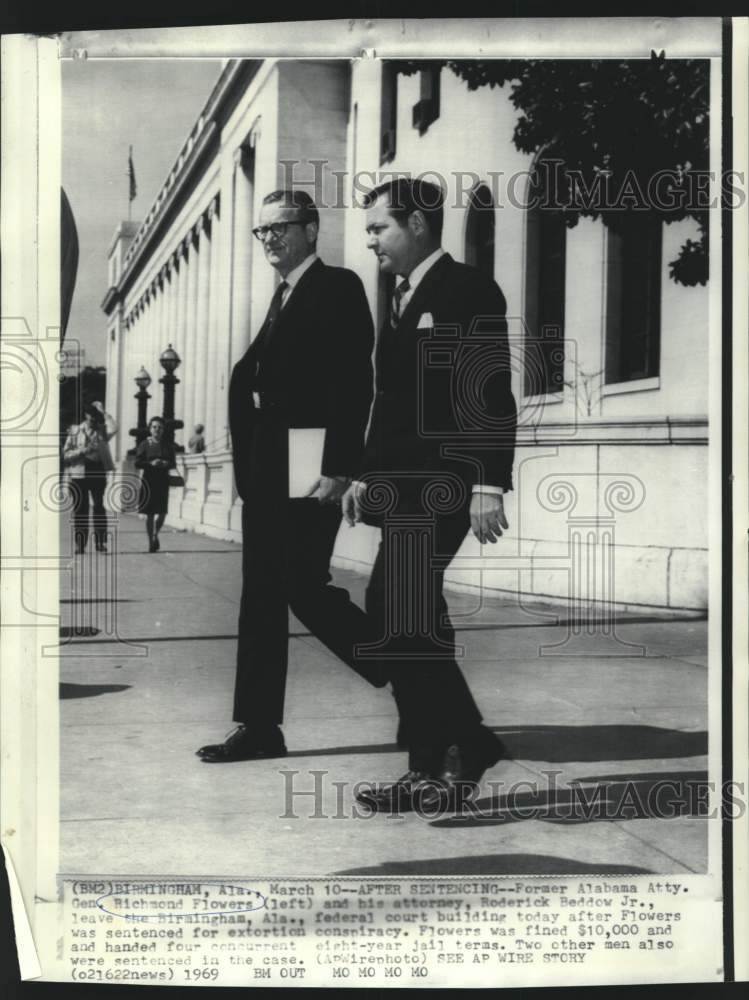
[103,58,710,613]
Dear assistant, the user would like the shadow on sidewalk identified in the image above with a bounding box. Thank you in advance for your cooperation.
[279,725,706,762]
[492,724,707,762]
[335,855,654,876]
[59,682,131,699]
[429,769,710,829]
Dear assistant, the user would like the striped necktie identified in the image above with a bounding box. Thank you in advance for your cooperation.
[390,278,410,328]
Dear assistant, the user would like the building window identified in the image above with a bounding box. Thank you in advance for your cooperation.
[380,62,398,165]
[412,64,441,135]
[524,167,566,397]
[464,183,495,279]
[605,215,662,384]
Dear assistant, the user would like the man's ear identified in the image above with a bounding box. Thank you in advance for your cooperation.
[408,210,426,238]
[305,221,319,245]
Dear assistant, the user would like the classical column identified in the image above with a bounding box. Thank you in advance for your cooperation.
[183,228,199,443]
[174,239,189,365]
[147,276,157,376]
[149,277,161,376]
[140,292,151,379]
[165,254,178,355]
[136,302,148,430]
[206,195,228,453]
[171,263,183,451]
[193,211,212,442]
[110,304,126,462]
[229,144,254,368]
[159,270,169,361]
[125,311,139,436]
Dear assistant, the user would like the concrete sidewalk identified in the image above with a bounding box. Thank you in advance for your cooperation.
[60,515,708,877]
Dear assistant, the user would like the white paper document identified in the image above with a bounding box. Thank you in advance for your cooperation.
[288,427,325,497]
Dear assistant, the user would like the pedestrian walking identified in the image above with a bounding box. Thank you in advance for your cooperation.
[63,401,118,554]
[196,189,379,764]
[135,416,176,553]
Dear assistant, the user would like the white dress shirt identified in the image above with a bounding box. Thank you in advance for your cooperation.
[280,252,318,306]
[395,247,445,316]
[253,254,320,408]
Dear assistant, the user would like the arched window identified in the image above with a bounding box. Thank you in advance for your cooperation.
[524,161,566,397]
[464,183,495,279]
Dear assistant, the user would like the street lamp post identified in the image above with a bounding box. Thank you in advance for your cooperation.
[159,344,184,452]
[127,366,152,457]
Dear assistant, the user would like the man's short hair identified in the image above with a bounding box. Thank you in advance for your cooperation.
[364,178,444,240]
[262,189,319,228]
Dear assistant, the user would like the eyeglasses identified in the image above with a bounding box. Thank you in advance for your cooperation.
[252,221,306,242]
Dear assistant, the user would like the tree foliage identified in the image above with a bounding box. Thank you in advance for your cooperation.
[403,55,710,285]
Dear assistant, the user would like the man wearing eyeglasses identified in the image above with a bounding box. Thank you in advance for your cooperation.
[197,189,382,763]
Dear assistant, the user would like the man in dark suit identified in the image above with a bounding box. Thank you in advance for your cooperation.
[198,189,382,763]
[343,178,517,811]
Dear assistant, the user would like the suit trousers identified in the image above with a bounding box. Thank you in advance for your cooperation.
[233,498,380,726]
[363,510,483,770]
[69,472,108,550]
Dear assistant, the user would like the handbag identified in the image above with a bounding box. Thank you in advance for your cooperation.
[168,473,185,488]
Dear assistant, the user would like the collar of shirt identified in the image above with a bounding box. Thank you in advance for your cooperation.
[401,247,445,310]
[281,252,318,305]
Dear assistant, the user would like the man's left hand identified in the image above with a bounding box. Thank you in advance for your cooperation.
[304,475,350,504]
[470,492,509,544]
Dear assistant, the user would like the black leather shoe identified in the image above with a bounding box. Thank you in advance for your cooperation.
[355,770,436,813]
[417,735,506,811]
[197,725,287,763]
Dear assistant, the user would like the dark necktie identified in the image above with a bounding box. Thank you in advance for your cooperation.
[264,280,288,331]
[253,281,288,386]
[390,278,410,328]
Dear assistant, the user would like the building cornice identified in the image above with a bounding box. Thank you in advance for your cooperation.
[516,417,708,446]
[103,59,261,314]
[101,286,119,313]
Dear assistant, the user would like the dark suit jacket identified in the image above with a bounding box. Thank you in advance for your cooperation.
[229,259,374,505]
[358,253,516,518]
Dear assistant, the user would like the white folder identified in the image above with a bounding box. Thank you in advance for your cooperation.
[289,428,326,498]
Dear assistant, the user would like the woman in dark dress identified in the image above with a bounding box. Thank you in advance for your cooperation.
[135,417,176,552]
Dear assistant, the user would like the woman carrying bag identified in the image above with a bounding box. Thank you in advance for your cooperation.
[134,416,178,552]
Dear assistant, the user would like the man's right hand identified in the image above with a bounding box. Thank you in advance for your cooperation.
[342,481,366,527]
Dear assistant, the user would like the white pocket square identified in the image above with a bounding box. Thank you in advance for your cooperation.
[417,312,434,329]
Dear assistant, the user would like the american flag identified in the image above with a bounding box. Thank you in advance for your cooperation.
[128,146,137,202]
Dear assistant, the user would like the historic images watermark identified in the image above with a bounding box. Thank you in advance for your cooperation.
[278,769,746,824]
[277,160,746,214]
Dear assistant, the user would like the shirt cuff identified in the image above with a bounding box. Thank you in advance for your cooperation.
[472,485,504,496]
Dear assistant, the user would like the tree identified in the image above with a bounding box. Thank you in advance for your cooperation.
[403,55,710,285]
